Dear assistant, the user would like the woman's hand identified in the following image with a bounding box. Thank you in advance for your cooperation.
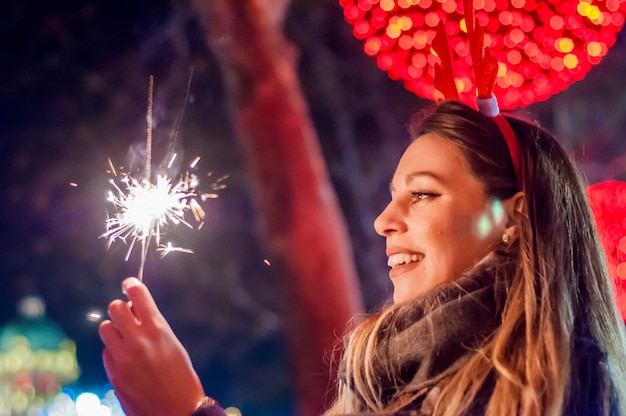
[99,277,206,416]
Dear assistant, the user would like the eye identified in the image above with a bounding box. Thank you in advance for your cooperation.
[410,191,439,201]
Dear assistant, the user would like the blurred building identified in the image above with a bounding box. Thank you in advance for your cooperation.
[0,296,79,415]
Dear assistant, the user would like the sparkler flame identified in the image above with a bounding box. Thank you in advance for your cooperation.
[101,72,226,281]
[103,174,194,246]
[102,160,209,281]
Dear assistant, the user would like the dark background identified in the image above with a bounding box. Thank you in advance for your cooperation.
[1,1,625,414]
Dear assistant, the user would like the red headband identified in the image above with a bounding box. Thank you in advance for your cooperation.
[432,0,524,191]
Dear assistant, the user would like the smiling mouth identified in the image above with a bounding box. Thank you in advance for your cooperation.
[387,253,423,268]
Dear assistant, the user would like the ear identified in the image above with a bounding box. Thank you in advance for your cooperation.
[502,192,525,243]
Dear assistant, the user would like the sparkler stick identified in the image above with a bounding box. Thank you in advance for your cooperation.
[102,72,226,282]
[146,76,154,181]
[138,75,154,281]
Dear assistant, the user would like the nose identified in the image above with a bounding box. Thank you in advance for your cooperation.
[374,199,405,236]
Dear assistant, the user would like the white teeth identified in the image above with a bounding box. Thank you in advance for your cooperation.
[387,253,421,268]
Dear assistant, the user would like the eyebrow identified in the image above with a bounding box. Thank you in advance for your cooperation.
[389,171,444,192]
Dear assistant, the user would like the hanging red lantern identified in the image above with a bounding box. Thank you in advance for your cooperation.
[587,181,626,322]
[340,0,626,109]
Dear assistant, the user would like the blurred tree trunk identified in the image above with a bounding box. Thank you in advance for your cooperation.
[192,1,364,414]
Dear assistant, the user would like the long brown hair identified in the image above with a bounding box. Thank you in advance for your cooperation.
[326,101,626,415]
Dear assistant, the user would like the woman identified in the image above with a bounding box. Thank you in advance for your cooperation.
[325,100,626,415]
[99,101,626,415]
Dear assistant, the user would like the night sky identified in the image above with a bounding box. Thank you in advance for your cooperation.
[1,1,625,414]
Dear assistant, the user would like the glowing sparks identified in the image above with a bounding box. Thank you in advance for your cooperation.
[103,174,194,247]
[101,153,228,282]
[102,73,227,281]
[86,310,104,322]
[157,241,194,258]
[101,157,216,281]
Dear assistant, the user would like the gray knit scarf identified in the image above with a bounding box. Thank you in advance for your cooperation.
[338,252,515,413]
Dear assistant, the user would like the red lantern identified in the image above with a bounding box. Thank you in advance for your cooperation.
[587,181,626,322]
[340,0,626,109]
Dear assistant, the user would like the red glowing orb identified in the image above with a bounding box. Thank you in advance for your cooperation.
[340,0,626,109]
[588,180,626,322]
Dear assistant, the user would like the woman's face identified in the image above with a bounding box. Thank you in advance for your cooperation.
[375,133,505,303]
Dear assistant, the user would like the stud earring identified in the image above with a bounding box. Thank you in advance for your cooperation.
[501,233,510,243]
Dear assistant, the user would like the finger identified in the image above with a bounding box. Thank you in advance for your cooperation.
[99,320,125,351]
[107,299,140,336]
[122,277,165,325]
[102,347,116,381]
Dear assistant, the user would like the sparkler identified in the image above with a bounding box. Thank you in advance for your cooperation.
[101,73,227,281]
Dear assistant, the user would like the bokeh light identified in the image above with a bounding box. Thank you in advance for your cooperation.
[474,198,505,238]
[76,392,111,416]
[41,388,126,416]
[587,180,626,321]
[38,389,245,416]
[340,0,626,109]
